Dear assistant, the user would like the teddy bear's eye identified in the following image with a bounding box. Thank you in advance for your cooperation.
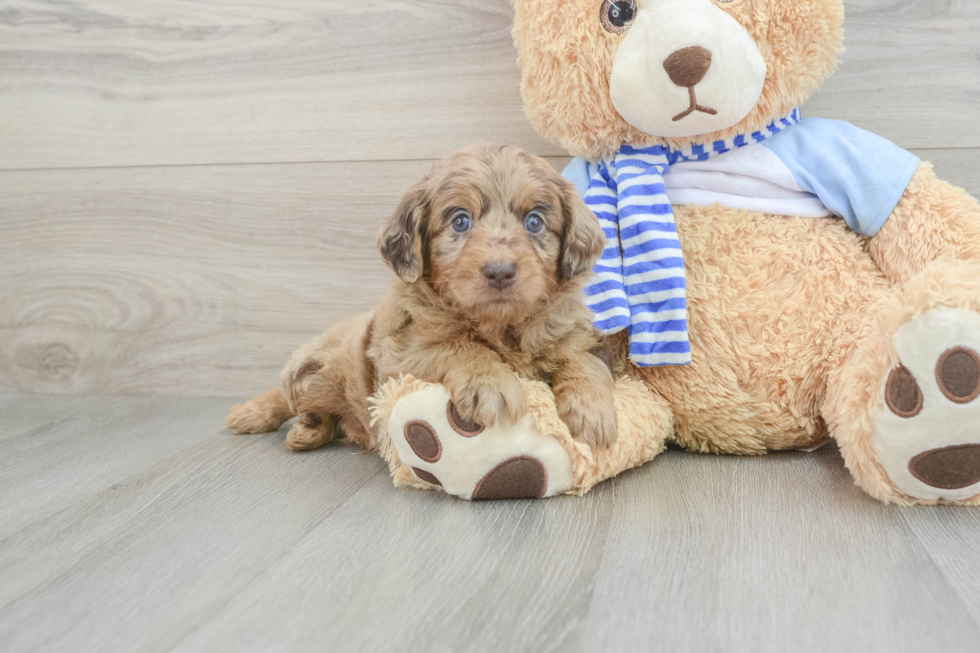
[600,0,636,34]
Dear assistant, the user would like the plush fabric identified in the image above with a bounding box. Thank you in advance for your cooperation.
[607,0,768,138]
[370,374,670,498]
[375,0,980,505]
[579,109,802,367]
[512,0,844,161]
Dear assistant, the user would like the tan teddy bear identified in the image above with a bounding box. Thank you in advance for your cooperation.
[373,0,980,506]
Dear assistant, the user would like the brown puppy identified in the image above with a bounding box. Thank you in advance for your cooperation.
[226,144,617,451]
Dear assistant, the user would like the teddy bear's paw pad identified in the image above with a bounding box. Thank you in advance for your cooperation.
[472,456,548,500]
[875,308,980,502]
[388,384,572,500]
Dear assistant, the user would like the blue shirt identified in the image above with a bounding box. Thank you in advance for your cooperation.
[563,117,920,236]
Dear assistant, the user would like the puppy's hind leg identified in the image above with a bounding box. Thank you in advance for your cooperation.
[286,412,339,451]
[282,355,350,452]
[226,388,295,434]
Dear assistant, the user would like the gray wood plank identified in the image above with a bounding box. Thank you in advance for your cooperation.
[807,0,980,149]
[0,159,426,397]
[169,446,980,653]
[0,0,554,170]
[577,447,980,652]
[0,404,385,651]
[1,396,979,653]
[2,150,978,398]
[0,394,100,443]
[171,472,616,653]
[900,506,980,625]
[0,395,231,539]
[0,0,977,171]
[0,156,557,397]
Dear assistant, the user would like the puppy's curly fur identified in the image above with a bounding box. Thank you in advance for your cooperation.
[226,144,616,451]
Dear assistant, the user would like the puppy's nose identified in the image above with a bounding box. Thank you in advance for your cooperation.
[663,46,712,88]
[482,261,517,290]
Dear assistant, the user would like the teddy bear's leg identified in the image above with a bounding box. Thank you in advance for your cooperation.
[868,162,980,285]
[372,376,672,500]
[824,261,980,505]
[562,376,674,495]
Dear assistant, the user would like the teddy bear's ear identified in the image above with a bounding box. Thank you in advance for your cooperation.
[377,182,429,283]
[559,179,606,282]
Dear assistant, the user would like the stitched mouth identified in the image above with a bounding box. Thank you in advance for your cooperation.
[672,86,718,122]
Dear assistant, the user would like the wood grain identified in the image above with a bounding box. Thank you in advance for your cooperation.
[0,160,425,396]
[2,151,978,398]
[2,2,980,650]
[806,0,980,149]
[899,506,980,627]
[1,395,979,652]
[577,450,980,651]
[0,0,977,171]
[0,395,232,540]
[0,397,387,651]
[0,0,554,170]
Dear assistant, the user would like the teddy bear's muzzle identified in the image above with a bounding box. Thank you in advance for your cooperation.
[607,0,767,138]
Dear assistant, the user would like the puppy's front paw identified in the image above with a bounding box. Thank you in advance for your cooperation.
[448,372,528,430]
[557,389,618,448]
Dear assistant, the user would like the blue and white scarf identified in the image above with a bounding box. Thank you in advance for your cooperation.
[584,109,803,367]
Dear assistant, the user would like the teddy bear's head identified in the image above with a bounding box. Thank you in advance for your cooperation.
[512,0,844,161]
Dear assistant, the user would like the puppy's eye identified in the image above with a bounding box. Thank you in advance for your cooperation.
[524,211,544,234]
[600,0,636,34]
[450,210,472,233]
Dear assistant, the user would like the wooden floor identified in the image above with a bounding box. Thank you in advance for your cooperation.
[2,0,980,398]
[3,1,980,651]
[0,394,978,653]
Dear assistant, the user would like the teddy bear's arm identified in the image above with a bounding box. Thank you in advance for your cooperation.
[868,162,980,285]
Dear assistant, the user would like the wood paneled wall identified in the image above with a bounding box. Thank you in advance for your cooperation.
[1,0,978,397]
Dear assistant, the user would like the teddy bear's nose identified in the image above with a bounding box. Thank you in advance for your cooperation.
[663,46,713,88]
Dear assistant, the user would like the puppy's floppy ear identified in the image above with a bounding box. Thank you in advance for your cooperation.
[377,181,429,283]
[558,178,605,282]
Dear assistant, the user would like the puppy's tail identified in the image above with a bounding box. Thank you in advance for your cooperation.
[226,388,295,434]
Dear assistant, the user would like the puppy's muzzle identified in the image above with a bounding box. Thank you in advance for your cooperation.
[483,261,517,290]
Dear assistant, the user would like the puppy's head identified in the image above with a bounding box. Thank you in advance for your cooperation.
[378,144,605,325]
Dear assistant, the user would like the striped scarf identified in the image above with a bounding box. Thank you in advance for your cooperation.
[584,109,803,367]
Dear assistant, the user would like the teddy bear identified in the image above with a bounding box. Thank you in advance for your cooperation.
[372,0,980,506]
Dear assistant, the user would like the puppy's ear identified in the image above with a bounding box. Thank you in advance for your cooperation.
[559,178,605,282]
[378,182,428,283]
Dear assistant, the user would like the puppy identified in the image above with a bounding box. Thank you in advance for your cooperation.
[226,144,618,451]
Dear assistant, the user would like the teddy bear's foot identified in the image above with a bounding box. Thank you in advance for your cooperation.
[874,307,980,502]
[831,262,980,505]
[383,383,574,500]
[370,374,672,500]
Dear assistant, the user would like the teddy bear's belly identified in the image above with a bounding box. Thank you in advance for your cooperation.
[633,204,893,454]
